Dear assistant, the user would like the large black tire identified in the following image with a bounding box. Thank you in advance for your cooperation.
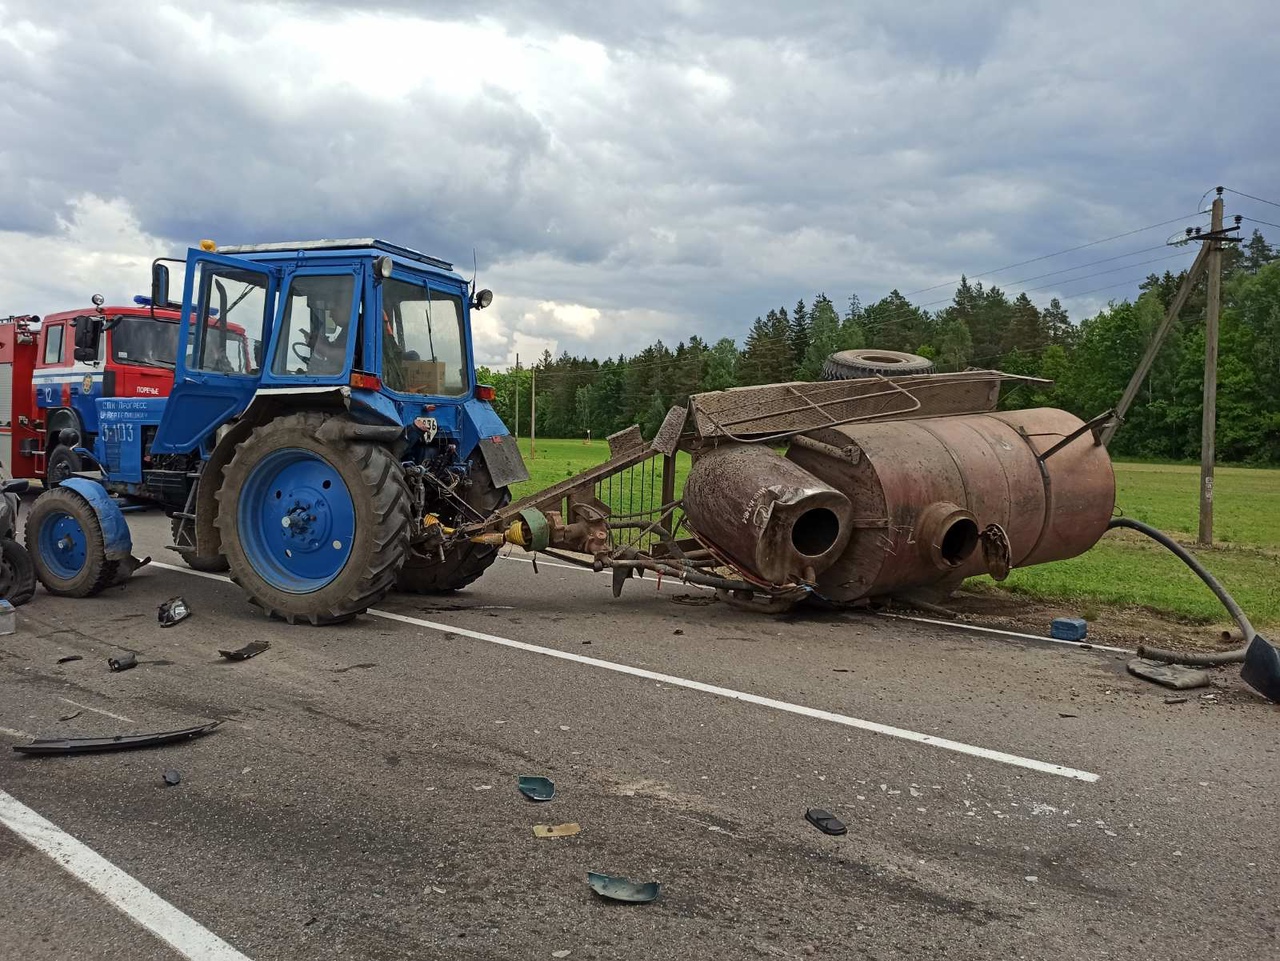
[396,459,510,594]
[822,349,935,380]
[0,538,37,605]
[24,488,119,597]
[171,515,230,573]
[45,445,82,488]
[215,411,411,625]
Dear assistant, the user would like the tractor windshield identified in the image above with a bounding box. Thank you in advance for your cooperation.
[381,278,468,396]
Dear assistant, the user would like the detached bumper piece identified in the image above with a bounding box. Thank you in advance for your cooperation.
[12,721,221,756]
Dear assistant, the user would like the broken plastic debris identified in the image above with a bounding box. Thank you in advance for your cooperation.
[552,952,571,959]
[157,596,192,628]
[57,711,81,722]
[518,775,555,802]
[163,769,181,786]
[804,808,847,836]
[56,655,83,664]
[533,823,581,839]
[12,721,221,756]
[586,872,660,903]
[107,652,137,672]
[219,640,270,661]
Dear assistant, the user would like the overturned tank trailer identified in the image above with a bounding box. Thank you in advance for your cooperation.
[463,370,1117,611]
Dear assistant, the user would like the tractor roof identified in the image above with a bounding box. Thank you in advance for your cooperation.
[216,239,454,272]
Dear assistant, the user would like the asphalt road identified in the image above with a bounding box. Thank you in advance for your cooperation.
[1,511,1276,961]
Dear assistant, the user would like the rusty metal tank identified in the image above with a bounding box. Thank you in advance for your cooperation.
[682,443,854,585]
[784,407,1116,602]
[680,407,1115,600]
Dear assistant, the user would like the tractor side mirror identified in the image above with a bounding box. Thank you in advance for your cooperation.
[151,262,171,308]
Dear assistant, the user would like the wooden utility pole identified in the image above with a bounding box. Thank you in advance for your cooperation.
[530,368,537,461]
[1198,191,1225,545]
[513,353,519,440]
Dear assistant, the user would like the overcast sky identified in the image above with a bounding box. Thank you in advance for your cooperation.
[2,0,1277,366]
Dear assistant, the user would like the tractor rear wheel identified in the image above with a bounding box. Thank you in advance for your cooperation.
[215,412,411,624]
[25,487,119,597]
[171,516,230,573]
[397,459,510,594]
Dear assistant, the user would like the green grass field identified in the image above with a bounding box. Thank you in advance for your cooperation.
[509,438,1280,628]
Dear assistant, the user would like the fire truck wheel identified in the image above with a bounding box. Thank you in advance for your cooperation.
[45,445,82,488]
[216,411,411,625]
[395,460,510,594]
[0,539,37,606]
[25,488,119,597]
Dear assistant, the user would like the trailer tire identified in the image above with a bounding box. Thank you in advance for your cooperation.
[821,349,935,380]
[45,445,82,488]
[0,539,37,605]
[396,460,510,594]
[25,488,119,597]
[216,411,411,625]
[171,516,230,573]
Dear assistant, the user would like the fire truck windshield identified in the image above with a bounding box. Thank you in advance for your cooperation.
[111,317,247,373]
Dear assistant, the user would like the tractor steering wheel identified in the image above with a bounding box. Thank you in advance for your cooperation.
[292,340,312,363]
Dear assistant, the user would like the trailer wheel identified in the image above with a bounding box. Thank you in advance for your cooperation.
[215,411,411,624]
[0,539,37,605]
[821,349,935,380]
[396,459,510,594]
[25,488,119,597]
[45,445,82,488]
[170,516,230,573]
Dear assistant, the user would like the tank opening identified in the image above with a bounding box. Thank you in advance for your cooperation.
[939,517,980,567]
[791,508,841,557]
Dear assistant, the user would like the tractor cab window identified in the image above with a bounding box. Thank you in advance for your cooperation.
[195,267,269,375]
[273,274,356,377]
[381,278,467,396]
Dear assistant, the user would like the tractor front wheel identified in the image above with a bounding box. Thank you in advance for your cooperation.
[215,412,411,624]
[25,488,119,597]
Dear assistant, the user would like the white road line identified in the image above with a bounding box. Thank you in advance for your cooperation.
[876,613,1136,655]
[150,562,1099,782]
[0,789,253,961]
[56,697,136,724]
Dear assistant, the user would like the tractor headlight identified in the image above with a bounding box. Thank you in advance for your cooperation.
[472,288,493,310]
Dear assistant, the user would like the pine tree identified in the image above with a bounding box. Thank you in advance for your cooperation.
[789,299,810,373]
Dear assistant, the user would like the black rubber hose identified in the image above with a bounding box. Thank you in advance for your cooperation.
[1107,517,1255,665]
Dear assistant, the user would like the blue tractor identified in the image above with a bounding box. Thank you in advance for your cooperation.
[24,239,529,623]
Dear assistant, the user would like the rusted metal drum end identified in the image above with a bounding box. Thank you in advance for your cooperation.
[916,502,980,570]
[683,444,853,584]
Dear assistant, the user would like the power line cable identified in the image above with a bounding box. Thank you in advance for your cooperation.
[1223,188,1280,211]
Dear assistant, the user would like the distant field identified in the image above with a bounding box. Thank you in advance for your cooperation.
[507,438,1279,628]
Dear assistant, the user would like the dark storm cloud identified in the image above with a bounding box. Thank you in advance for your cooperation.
[2,0,1278,362]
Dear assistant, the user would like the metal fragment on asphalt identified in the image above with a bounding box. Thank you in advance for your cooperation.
[586,872,660,903]
[163,769,181,786]
[518,775,555,802]
[12,721,221,756]
[107,652,137,672]
[219,640,270,661]
[56,655,83,664]
[157,596,193,628]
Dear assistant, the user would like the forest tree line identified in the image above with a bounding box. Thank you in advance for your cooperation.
[478,231,1280,464]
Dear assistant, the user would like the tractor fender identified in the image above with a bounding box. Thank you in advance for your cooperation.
[59,478,132,561]
[458,399,529,488]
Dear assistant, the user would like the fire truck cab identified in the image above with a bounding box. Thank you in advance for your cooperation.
[0,298,203,485]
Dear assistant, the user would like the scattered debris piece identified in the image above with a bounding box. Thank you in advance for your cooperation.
[1058,712,1078,718]
[804,807,847,837]
[832,668,851,673]
[57,711,81,722]
[1025,875,1038,883]
[56,655,83,664]
[518,775,556,802]
[473,784,493,791]
[1164,696,1189,705]
[163,769,182,786]
[107,652,137,673]
[219,640,270,661]
[1200,693,1218,703]
[534,823,581,839]
[1050,617,1088,641]
[671,594,715,607]
[672,629,684,636]
[157,596,193,627]
[1241,634,1280,703]
[1127,658,1210,690]
[552,951,571,959]
[12,721,221,756]
[587,872,660,903]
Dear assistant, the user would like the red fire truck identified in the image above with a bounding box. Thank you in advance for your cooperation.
[0,297,248,485]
